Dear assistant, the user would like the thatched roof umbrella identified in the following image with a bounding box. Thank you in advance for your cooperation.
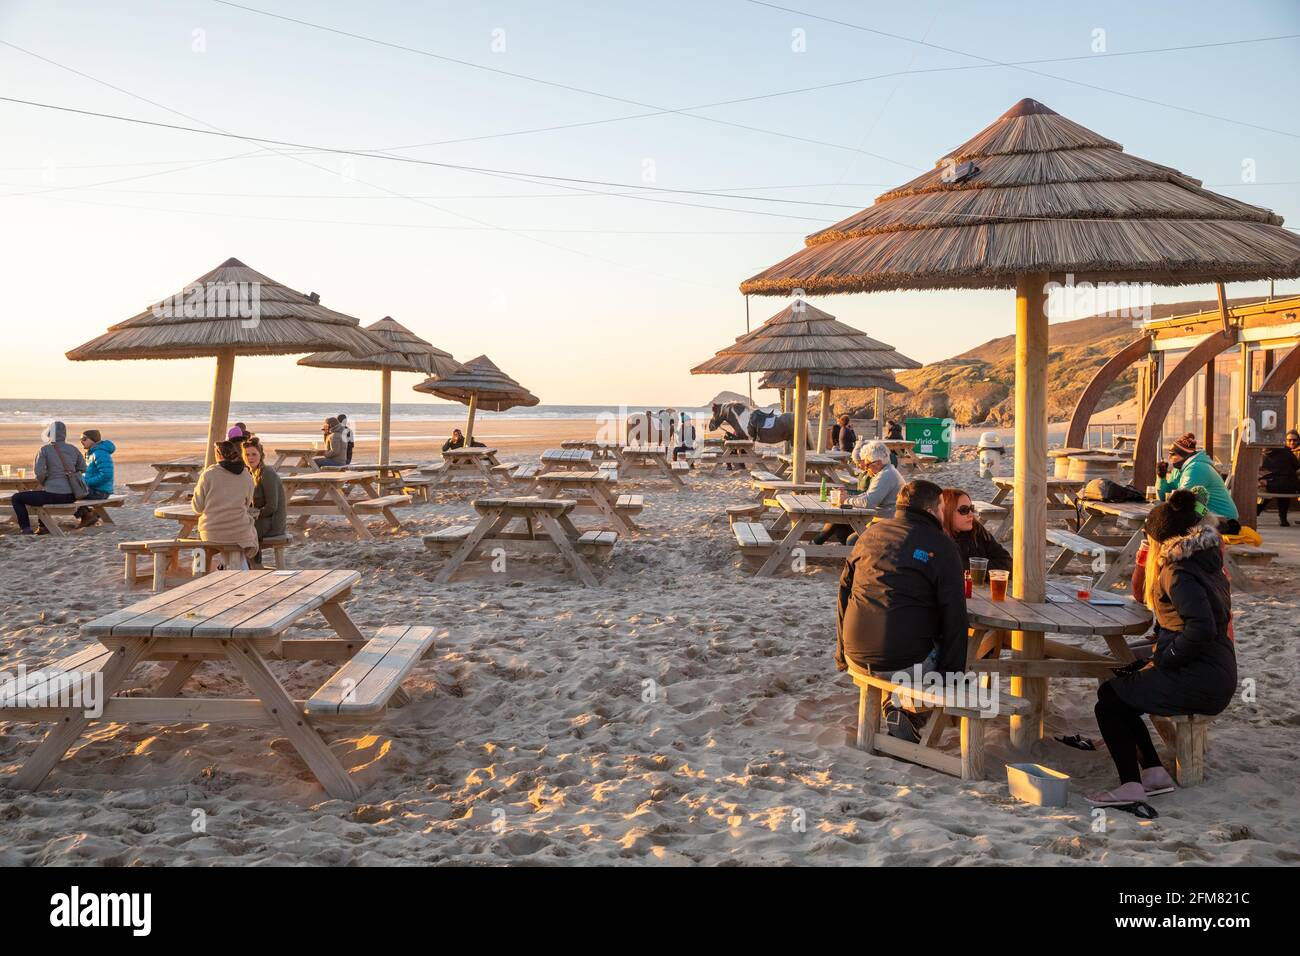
[740,97,1300,702]
[67,257,381,466]
[299,317,464,466]
[759,367,910,451]
[692,299,906,480]
[412,355,538,444]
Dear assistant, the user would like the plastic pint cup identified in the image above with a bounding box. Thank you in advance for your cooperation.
[989,569,1009,602]
[969,557,989,586]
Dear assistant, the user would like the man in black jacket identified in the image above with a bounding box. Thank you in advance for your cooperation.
[836,479,969,679]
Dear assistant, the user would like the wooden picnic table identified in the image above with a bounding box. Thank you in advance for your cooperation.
[540,447,595,474]
[535,469,641,532]
[1063,500,1155,590]
[716,439,778,471]
[0,474,41,493]
[425,497,616,586]
[0,569,434,799]
[620,444,690,489]
[881,438,928,470]
[271,447,326,472]
[133,457,206,503]
[988,475,1084,541]
[561,439,624,461]
[420,446,502,489]
[775,453,847,482]
[281,470,407,540]
[750,493,875,577]
[966,582,1151,750]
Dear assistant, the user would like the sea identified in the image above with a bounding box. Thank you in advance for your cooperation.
[0,398,714,425]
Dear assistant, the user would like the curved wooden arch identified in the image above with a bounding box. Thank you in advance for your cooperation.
[1131,330,1236,490]
[1231,344,1300,525]
[1065,334,1152,448]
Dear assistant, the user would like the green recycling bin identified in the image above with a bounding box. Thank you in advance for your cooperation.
[904,417,955,461]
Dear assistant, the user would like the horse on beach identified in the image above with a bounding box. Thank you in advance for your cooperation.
[708,401,808,446]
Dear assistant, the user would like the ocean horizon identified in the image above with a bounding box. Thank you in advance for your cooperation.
[0,398,719,425]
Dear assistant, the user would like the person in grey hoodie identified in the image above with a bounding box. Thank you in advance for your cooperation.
[11,421,86,534]
[313,417,348,468]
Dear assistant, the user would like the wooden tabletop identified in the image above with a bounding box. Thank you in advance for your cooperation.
[280,470,376,485]
[752,479,824,494]
[150,458,205,470]
[473,496,577,512]
[0,475,40,490]
[776,493,875,518]
[82,569,360,641]
[1082,500,1154,522]
[723,439,755,447]
[541,448,594,463]
[777,453,840,466]
[537,470,609,484]
[270,448,320,457]
[966,585,1150,636]
[993,476,1084,490]
[561,440,622,449]
[444,447,498,458]
[623,445,669,455]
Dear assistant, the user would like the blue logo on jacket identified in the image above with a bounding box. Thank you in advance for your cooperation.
[912,548,930,562]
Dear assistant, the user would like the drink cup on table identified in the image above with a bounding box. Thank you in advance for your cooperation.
[1145,485,1157,503]
[969,557,989,586]
[989,569,1009,602]
[0,464,9,477]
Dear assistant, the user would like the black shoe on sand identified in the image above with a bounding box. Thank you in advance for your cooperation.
[884,704,922,744]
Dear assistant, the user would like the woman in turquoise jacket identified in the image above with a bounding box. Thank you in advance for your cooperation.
[1156,432,1239,533]
[77,429,115,526]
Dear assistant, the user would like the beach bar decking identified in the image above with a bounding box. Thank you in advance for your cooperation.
[1066,294,1300,527]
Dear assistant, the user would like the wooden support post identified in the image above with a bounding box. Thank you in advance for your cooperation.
[464,392,479,445]
[205,348,237,468]
[379,367,392,467]
[875,386,886,439]
[1204,355,1216,462]
[1010,273,1048,751]
[792,369,809,483]
[816,389,830,453]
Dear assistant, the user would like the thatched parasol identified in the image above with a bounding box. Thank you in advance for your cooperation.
[692,299,912,477]
[67,257,381,466]
[759,367,909,450]
[299,317,464,465]
[740,98,1300,747]
[412,355,538,443]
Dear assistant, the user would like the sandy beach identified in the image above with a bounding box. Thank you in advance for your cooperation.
[1,440,1295,866]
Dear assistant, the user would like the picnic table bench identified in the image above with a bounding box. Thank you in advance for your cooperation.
[423,497,616,587]
[0,569,437,799]
[127,458,205,503]
[966,583,1151,751]
[774,453,844,482]
[2,493,127,536]
[535,469,642,532]
[560,439,624,462]
[716,439,779,472]
[620,445,690,489]
[988,475,1085,541]
[271,447,326,472]
[120,534,295,591]
[739,493,876,577]
[281,471,409,540]
[539,447,595,474]
[419,447,502,489]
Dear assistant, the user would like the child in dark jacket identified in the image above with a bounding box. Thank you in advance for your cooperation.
[1086,488,1236,807]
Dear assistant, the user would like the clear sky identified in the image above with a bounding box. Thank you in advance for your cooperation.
[2,0,1298,407]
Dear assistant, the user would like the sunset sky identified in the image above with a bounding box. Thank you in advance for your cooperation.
[2,0,1298,407]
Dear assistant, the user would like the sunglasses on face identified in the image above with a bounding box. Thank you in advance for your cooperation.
[955,504,976,516]
[1288,438,1299,445]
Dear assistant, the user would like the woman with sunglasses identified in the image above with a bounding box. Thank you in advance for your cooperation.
[940,487,1011,572]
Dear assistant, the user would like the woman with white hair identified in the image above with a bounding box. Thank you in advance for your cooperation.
[813,440,903,546]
